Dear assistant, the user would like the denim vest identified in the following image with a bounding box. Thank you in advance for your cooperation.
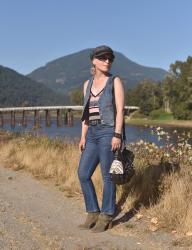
[81,74,116,126]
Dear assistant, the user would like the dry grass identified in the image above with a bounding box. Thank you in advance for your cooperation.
[144,166,192,233]
[0,130,192,234]
[0,132,102,198]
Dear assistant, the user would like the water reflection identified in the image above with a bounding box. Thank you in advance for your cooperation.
[1,117,191,146]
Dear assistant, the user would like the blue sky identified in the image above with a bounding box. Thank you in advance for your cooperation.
[0,0,191,74]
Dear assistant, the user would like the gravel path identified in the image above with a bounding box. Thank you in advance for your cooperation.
[0,165,185,250]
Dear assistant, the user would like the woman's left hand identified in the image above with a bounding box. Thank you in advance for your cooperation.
[111,137,121,151]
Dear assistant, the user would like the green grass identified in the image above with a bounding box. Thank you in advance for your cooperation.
[125,117,172,126]
[153,113,174,121]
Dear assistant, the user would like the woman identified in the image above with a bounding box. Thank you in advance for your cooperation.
[78,45,125,232]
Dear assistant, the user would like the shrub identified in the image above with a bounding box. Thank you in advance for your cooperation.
[149,108,173,120]
[172,102,192,120]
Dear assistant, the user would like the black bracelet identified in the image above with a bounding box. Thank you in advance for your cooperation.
[114,132,122,139]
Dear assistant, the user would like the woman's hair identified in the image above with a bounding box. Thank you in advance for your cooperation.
[90,65,96,76]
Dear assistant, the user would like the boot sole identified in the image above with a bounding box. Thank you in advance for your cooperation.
[91,221,113,233]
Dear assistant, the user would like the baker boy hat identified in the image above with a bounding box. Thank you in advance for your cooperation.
[90,45,115,60]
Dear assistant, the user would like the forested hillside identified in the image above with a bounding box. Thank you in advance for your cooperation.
[0,65,68,107]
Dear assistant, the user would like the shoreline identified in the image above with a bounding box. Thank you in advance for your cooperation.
[125,118,192,128]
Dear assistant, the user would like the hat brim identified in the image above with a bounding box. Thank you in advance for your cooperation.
[94,51,115,58]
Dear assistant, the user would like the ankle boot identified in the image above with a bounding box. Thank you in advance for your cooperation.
[78,212,100,229]
[91,213,113,233]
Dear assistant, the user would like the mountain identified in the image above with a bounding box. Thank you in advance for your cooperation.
[28,48,168,94]
[0,65,69,107]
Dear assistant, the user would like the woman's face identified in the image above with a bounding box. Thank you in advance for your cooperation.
[92,53,113,73]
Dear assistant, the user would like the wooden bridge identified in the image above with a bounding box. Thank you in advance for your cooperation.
[0,106,139,128]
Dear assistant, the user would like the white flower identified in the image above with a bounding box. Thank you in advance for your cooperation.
[137,140,144,145]
[159,131,166,135]
[185,144,191,149]
[178,150,182,156]
[164,153,170,157]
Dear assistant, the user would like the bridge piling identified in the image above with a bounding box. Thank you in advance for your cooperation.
[45,110,51,127]
[65,109,73,126]
[34,110,40,128]
[0,112,3,127]
[22,110,27,127]
[11,111,16,128]
[57,109,62,127]
[124,108,130,116]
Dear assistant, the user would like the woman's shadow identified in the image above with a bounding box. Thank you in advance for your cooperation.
[112,160,180,227]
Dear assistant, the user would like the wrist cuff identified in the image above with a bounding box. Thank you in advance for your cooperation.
[114,132,122,139]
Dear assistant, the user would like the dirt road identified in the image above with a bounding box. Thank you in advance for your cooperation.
[0,165,184,250]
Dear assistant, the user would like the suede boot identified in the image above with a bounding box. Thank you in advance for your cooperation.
[91,213,113,233]
[78,212,100,229]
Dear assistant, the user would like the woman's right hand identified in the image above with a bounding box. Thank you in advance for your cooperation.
[79,137,86,152]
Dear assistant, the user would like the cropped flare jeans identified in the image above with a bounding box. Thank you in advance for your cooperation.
[78,124,116,215]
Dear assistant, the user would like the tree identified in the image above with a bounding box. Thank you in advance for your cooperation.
[125,79,163,115]
[69,89,83,105]
[162,56,192,119]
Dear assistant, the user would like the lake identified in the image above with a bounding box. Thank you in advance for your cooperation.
[0,116,191,146]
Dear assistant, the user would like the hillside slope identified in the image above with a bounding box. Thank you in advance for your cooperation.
[28,49,168,94]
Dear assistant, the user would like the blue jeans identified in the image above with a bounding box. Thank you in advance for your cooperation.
[78,124,116,215]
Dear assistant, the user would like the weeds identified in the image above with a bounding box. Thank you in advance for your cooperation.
[0,128,192,234]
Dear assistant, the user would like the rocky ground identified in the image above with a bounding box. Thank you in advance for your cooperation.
[0,164,191,250]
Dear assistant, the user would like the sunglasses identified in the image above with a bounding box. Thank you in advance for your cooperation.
[95,55,114,63]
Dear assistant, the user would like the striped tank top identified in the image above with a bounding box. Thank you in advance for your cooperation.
[89,87,104,121]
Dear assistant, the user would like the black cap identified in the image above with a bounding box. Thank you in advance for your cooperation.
[90,45,115,60]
